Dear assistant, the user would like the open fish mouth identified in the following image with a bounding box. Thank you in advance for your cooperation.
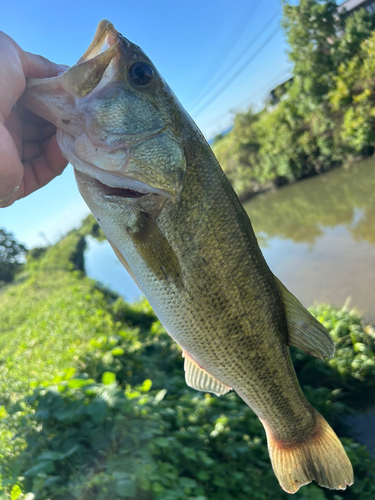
[91,173,164,199]
[58,130,175,200]
[76,161,175,200]
[93,179,149,199]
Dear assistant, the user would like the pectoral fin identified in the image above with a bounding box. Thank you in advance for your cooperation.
[183,351,231,396]
[129,211,183,290]
[274,277,335,360]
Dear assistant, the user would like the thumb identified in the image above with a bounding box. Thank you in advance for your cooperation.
[0,123,23,204]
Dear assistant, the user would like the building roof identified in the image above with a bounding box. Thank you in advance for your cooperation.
[339,0,368,13]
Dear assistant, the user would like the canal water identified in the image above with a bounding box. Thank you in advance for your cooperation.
[85,157,375,324]
[84,235,143,302]
[244,157,375,324]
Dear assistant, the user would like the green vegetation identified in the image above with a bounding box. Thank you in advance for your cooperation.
[0,220,374,499]
[0,229,26,284]
[213,1,375,199]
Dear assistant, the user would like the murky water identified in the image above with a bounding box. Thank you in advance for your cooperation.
[85,158,375,323]
[244,158,375,324]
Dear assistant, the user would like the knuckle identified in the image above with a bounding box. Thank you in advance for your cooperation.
[38,55,55,77]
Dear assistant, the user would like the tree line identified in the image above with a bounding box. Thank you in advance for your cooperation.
[213,0,375,199]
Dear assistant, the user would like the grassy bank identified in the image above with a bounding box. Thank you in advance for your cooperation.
[0,222,374,499]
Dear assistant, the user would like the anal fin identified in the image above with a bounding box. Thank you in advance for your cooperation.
[183,351,231,397]
[274,276,335,360]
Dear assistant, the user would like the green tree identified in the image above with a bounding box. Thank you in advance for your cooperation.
[337,8,375,63]
[213,109,261,197]
[214,1,375,199]
[331,30,375,155]
[0,229,26,283]
[282,0,338,110]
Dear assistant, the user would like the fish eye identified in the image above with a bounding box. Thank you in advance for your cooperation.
[129,62,154,86]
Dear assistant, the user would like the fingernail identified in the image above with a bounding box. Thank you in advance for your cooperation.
[0,183,20,204]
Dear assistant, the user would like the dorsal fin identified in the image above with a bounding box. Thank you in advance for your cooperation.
[183,351,231,396]
[274,276,335,360]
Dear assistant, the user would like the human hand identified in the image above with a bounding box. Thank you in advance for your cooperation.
[0,32,69,208]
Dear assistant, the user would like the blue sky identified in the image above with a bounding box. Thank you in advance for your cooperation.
[2,0,295,248]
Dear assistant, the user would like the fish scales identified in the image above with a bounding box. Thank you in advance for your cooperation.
[21,20,354,493]
[155,144,312,436]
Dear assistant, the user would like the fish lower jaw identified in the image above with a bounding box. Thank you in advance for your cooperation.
[57,129,173,199]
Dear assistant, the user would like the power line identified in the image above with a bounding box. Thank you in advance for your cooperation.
[233,68,293,112]
[190,11,280,115]
[192,24,282,119]
[188,0,261,107]
[199,68,293,137]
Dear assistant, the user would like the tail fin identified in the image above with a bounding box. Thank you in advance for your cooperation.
[262,411,354,494]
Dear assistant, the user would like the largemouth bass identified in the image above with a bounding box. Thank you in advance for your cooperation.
[22,21,353,493]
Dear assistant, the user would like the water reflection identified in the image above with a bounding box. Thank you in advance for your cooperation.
[84,236,143,302]
[244,158,375,246]
[244,158,375,323]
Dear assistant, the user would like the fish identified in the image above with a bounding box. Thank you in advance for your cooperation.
[21,20,354,494]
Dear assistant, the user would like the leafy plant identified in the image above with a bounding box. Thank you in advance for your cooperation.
[0,229,26,283]
[0,226,374,499]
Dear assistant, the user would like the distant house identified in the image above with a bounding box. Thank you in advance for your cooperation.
[264,0,375,108]
[264,78,294,108]
[339,0,375,15]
